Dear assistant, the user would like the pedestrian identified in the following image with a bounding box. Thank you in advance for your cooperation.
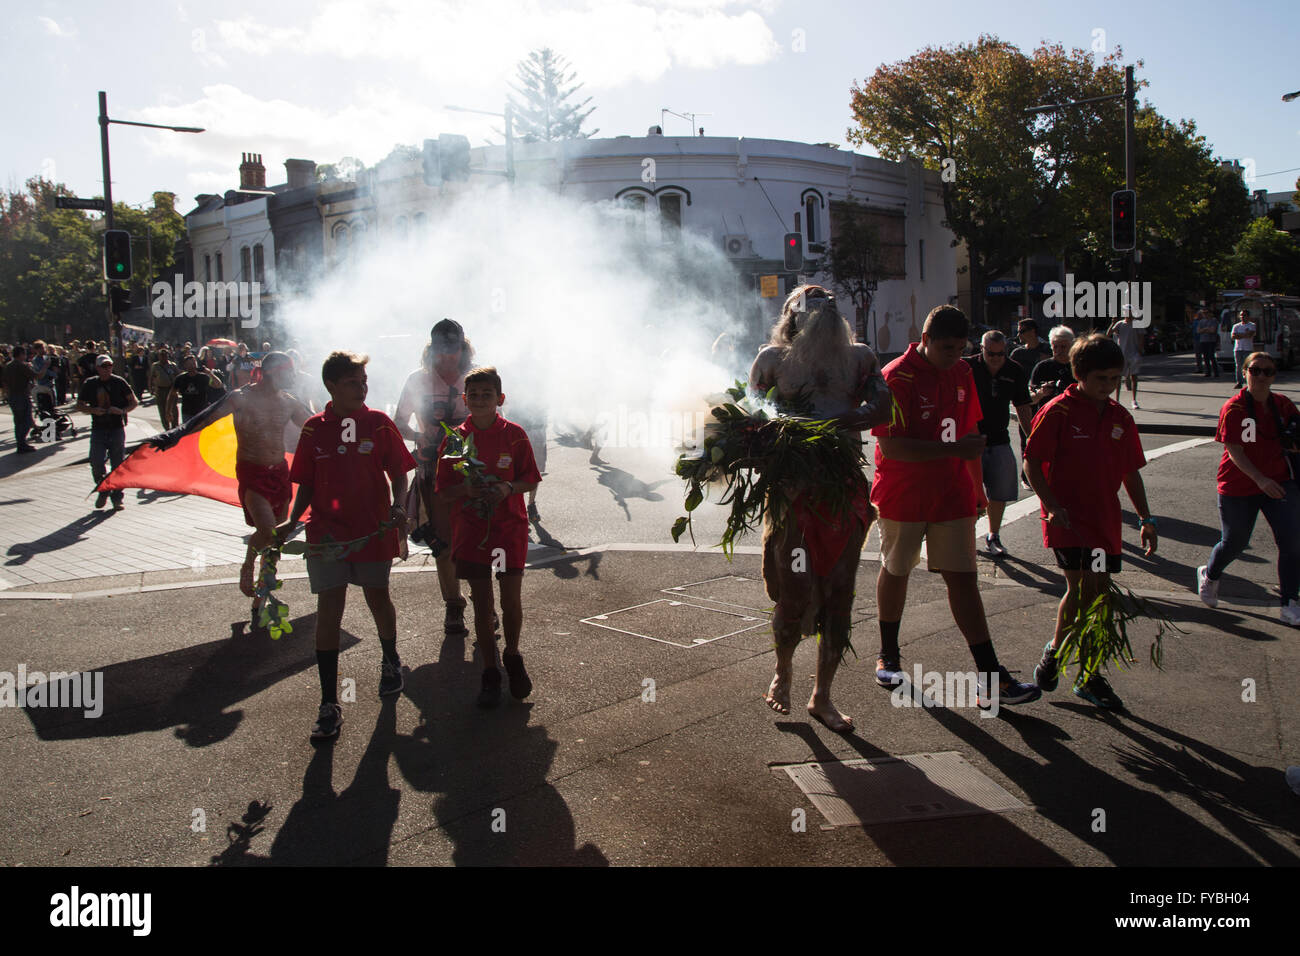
[436,366,544,708]
[227,353,312,613]
[148,346,180,430]
[395,321,475,638]
[871,305,1041,709]
[128,347,149,398]
[1197,352,1300,626]
[1107,304,1144,409]
[227,342,257,390]
[749,286,892,732]
[170,355,223,425]
[963,330,1035,557]
[278,351,416,740]
[3,345,37,454]
[1231,309,1257,388]
[76,354,138,510]
[1025,333,1157,710]
[1195,306,1220,378]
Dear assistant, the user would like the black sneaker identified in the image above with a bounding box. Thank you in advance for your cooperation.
[311,702,344,740]
[502,651,533,699]
[1034,641,1060,692]
[978,666,1041,708]
[1073,674,1124,709]
[379,658,405,697]
[95,492,108,509]
[445,602,469,637]
[477,668,502,708]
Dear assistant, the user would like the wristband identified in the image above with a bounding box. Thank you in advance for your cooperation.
[1140,516,1158,529]
[505,481,515,495]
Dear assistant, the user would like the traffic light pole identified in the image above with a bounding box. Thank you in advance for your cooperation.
[1124,66,1136,287]
[98,91,123,359]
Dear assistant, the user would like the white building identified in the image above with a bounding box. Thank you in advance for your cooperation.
[473,131,958,353]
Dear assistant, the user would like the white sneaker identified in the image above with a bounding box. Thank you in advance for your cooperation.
[1131,400,1140,410]
[1281,600,1300,627]
[1196,565,1219,608]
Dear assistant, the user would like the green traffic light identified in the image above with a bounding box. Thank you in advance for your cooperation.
[116,264,124,272]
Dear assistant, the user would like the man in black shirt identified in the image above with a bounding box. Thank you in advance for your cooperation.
[170,355,223,424]
[964,331,1034,556]
[1009,318,1051,379]
[76,354,139,510]
[4,345,37,454]
[1028,326,1076,408]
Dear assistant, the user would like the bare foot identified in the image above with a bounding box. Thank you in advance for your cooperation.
[807,698,854,733]
[239,557,256,597]
[764,673,791,715]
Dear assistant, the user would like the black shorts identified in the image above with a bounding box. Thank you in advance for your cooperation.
[456,559,524,581]
[1053,548,1121,573]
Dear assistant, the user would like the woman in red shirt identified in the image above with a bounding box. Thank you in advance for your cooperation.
[1197,351,1300,625]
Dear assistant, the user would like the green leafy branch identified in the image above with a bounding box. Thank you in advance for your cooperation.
[1055,581,1186,685]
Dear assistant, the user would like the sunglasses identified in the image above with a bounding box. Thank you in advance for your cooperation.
[983,349,1006,357]
[1246,366,1276,377]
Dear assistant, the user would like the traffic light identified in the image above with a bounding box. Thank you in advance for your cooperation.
[421,139,440,186]
[439,133,471,182]
[783,232,803,271]
[1111,189,1136,251]
[104,229,132,280]
[109,285,131,314]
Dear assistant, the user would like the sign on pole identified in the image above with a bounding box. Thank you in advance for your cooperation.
[1244,275,1262,290]
[759,275,779,298]
[55,196,106,212]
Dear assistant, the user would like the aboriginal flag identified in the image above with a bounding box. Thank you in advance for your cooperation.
[95,399,294,507]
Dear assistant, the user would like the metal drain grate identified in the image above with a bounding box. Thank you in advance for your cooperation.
[782,752,1026,826]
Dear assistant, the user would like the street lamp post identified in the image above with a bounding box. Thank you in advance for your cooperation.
[444,103,516,182]
[97,90,203,357]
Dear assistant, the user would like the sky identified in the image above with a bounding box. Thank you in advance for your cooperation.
[3,0,1299,210]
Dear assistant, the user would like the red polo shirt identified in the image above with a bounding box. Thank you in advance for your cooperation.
[1025,385,1145,554]
[1215,391,1299,496]
[289,403,417,562]
[871,343,983,522]
[435,413,542,567]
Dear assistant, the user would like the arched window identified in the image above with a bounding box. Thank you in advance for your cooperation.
[240,246,251,281]
[253,244,265,283]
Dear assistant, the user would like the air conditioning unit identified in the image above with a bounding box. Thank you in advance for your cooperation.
[723,235,753,258]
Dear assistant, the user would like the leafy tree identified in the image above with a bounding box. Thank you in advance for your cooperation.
[815,199,885,344]
[1212,217,1300,294]
[316,156,366,183]
[505,48,598,143]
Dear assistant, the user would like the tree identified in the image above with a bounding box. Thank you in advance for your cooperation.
[848,37,1135,325]
[1213,218,1300,295]
[815,199,885,344]
[316,156,366,183]
[505,48,598,143]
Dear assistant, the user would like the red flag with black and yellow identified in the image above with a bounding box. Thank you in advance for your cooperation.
[96,398,297,508]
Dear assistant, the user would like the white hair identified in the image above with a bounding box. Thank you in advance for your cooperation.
[1048,325,1075,345]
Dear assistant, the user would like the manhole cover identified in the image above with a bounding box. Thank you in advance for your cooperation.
[661,575,772,613]
[581,599,768,648]
[782,752,1025,826]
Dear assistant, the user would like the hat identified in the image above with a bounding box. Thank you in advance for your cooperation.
[431,318,464,352]
[96,354,113,366]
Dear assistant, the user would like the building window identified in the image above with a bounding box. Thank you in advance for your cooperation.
[413,212,426,230]
[216,253,223,281]
[805,196,818,244]
[241,246,252,281]
[624,194,646,240]
[253,244,265,283]
[204,254,211,282]
[918,239,925,282]
[659,194,681,239]
[395,216,408,240]
[794,211,801,234]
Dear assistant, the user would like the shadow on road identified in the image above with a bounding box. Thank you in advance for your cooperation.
[22,614,359,747]
[6,511,113,565]
[590,462,671,521]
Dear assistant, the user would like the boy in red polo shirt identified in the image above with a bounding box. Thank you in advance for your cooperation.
[1025,333,1157,710]
[279,351,417,740]
[872,306,1040,708]
[436,366,542,708]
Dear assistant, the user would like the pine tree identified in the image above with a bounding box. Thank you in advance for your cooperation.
[506,48,598,142]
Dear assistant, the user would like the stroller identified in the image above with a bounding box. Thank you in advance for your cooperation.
[29,385,77,443]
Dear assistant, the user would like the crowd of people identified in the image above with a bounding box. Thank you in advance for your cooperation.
[2,296,1297,744]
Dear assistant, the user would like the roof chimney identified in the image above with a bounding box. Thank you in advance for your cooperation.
[239,152,267,190]
[284,158,317,190]
[648,125,663,136]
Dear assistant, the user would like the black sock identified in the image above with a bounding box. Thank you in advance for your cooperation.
[317,650,339,705]
[970,640,1000,678]
[878,620,901,661]
[380,639,400,667]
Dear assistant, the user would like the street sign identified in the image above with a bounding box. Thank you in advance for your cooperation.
[759,275,779,297]
[55,196,106,212]
[1244,275,1261,290]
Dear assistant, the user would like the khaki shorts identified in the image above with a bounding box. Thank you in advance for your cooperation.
[878,516,978,575]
